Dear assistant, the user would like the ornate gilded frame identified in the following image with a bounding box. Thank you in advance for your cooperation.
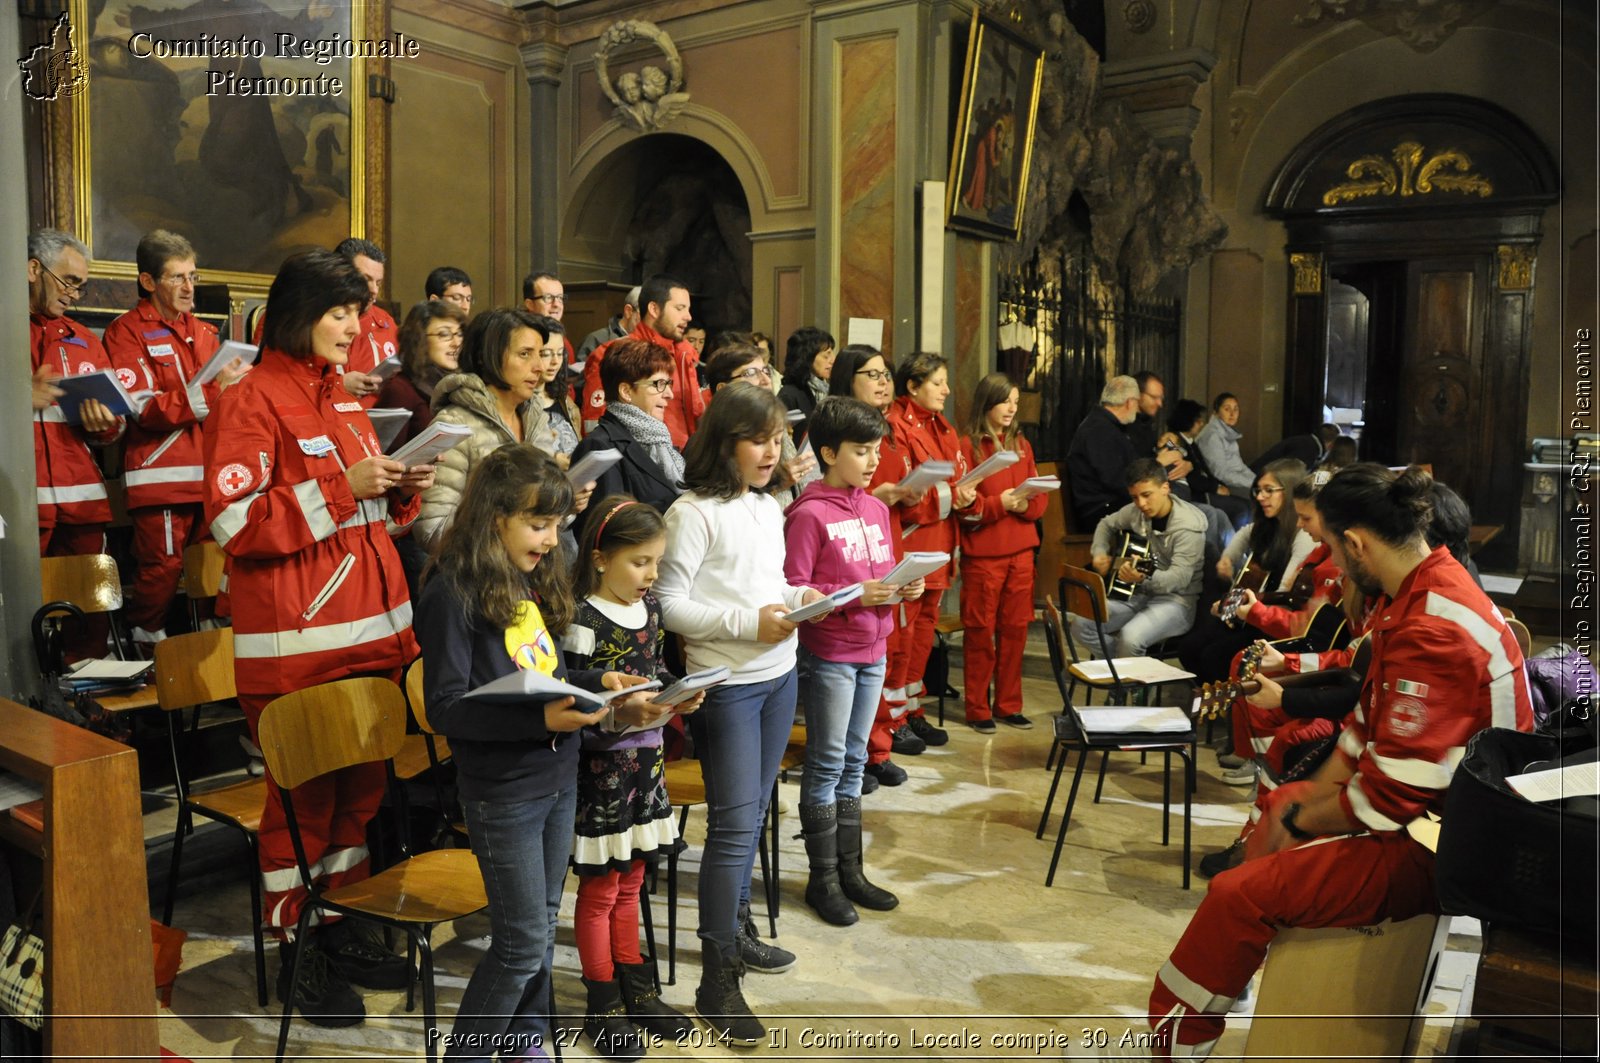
[42,0,389,305]
[945,12,1043,242]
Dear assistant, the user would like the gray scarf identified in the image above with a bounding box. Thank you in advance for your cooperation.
[609,401,685,486]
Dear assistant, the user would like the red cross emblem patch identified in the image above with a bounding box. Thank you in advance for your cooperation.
[216,462,253,497]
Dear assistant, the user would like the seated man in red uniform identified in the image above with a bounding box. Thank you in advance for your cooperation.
[1085,464,1533,1060]
[103,229,249,644]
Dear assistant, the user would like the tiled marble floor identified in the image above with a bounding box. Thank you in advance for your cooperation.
[154,665,1476,1061]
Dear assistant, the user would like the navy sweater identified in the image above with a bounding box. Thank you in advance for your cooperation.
[415,576,605,804]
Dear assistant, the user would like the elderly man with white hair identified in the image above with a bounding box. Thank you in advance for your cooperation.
[1065,374,1142,528]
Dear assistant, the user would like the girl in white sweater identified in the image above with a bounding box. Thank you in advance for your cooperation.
[655,383,827,1046]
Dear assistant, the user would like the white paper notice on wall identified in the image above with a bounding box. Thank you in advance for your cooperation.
[846,318,885,350]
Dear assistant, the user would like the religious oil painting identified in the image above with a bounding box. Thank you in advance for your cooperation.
[945,13,1044,241]
[71,0,366,285]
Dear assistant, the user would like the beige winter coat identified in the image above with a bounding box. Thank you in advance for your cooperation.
[414,372,552,548]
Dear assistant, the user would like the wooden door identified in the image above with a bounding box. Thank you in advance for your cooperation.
[1396,257,1491,502]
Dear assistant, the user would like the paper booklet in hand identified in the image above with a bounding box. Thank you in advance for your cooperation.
[53,370,150,423]
[880,552,950,604]
[896,460,955,493]
[191,340,258,388]
[954,449,1020,488]
[792,438,824,489]
[369,357,403,382]
[462,669,661,710]
[1014,475,1062,498]
[388,420,473,465]
[654,665,733,707]
[783,583,865,624]
[566,447,622,486]
[367,408,412,451]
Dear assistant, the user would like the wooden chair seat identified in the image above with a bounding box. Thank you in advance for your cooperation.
[663,759,706,806]
[188,778,267,831]
[323,848,488,923]
[95,688,160,713]
[394,733,438,782]
[935,615,964,635]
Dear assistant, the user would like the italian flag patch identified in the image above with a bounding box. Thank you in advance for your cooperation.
[1396,679,1430,697]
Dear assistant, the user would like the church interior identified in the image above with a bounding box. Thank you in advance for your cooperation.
[0,0,1595,1059]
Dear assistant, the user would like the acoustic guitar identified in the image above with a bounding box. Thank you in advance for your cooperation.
[1217,555,1318,629]
[1105,532,1157,601]
[1197,633,1371,722]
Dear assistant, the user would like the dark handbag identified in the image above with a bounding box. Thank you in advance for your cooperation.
[1435,727,1598,940]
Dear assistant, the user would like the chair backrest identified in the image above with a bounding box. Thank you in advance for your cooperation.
[154,628,236,711]
[40,553,123,613]
[181,541,226,600]
[1041,597,1075,705]
[258,677,407,789]
[403,658,437,734]
[1505,616,1533,662]
[1059,563,1109,626]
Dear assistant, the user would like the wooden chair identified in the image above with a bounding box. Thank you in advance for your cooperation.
[154,628,270,1005]
[1243,914,1448,1061]
[39,554,156,713]
[181,540,226,630]
[257,677,487,1063]
[401,659,463,844]
[659,758,707,985]
[1037,597,1198,889]
[1057,564,1190,708]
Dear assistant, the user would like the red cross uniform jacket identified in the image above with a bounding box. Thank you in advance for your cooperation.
[348,304,398,410]
[203,348,420,696]
[582,322,706,448]
[32,312,122,528]
[957,434,1049,557]
[886,396,969,588]
[1332,546,1532,833]
[103,299,222,508]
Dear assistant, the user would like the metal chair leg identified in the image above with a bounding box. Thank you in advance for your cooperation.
[1161,750,1172,846]
[1181,748,1195,890]
[247,833,268,1007]
[417,930,437,1063]
[1045,748,1092,887]
[275,908,316,1063]
[1037,741,1072,837]
[640,879,662,991]
[1092,750,1111,803]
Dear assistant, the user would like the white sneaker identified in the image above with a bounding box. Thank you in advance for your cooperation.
[1222,762,1257,787]
[1230,978,1254,1013]
[131,625,168,645]
[240,735,266,777]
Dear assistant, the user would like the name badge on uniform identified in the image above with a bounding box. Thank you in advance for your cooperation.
[299,435,336,457]
[146,343,176,357]
[333,401,363,413]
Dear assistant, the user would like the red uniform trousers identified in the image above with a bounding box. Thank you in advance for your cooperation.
[239,668,398,939]
[40,522,110,661]
[574,862,647,980]
[886,589,944,720]
[127,502,207,632]
[959,551,1034,721]
[1148,784,1438,1055]
[866,620,908,765]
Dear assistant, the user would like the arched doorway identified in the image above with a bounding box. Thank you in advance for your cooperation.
[560,133,752,335]
[1266,94,1559,566]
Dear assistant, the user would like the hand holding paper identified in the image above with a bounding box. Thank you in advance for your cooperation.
[955,449,1020,488]
[897,460,956,493]
[783,584,864,623]
[389,420,473,465]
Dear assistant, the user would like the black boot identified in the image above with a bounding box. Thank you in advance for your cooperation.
[800,802,859,926]
[736,902,796,973]
[616,960,693,1039]
[582,976,645,1062]
[836,795,898,910]
[276,937,364,1028]
[694,942,764,1047]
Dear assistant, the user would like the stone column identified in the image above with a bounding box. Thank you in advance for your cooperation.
[1100,48,1218,150]
[521,40,568,273]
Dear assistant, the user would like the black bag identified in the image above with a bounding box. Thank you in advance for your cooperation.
[1435,726,1598,940]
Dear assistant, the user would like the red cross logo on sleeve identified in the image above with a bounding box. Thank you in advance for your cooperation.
[216,462,254,497]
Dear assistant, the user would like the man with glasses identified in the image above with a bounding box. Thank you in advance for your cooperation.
[28,228,123,564]
[104,229,249,646]
[333,238,398,407]
[424,265,474,312]
[522,271,575,365]
[580,275,705,447]
[1128,370,1193,494]
[577,285,640,361]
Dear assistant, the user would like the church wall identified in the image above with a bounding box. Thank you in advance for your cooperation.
[390,0,532,308]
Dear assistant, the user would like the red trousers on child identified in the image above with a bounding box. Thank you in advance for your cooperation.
[240,674,395,938]
[885,589,944,720]
[574,862,647,980]
[1145,783,1438,1057]
[960,552,1033,721]
[128,502,206,632]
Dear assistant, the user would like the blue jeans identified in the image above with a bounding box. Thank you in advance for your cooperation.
[447,786,576,1061]
[798,650,884,805]
[686,669,796,949]
[1070,593,1195,659]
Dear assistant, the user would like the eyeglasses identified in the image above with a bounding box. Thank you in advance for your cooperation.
[855,368,891,382]
[159,271,200,287]
[1254,485,1283,496]
[530,293,565,305]
[640,377,674,394]
[36,261,85,295]
[426,329,463,342]
[733,365,772,382]
[441,292,472,308]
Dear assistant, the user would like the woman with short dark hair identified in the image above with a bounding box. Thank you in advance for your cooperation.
[377,300,466,450]
[568,339,685,513]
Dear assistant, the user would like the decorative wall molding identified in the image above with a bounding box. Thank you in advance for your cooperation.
[1292,0,1496,54]
[1496,244,1535,290]
[1322,140,1493,206]
[1290,252,1323,294]
[593,20,691,132]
